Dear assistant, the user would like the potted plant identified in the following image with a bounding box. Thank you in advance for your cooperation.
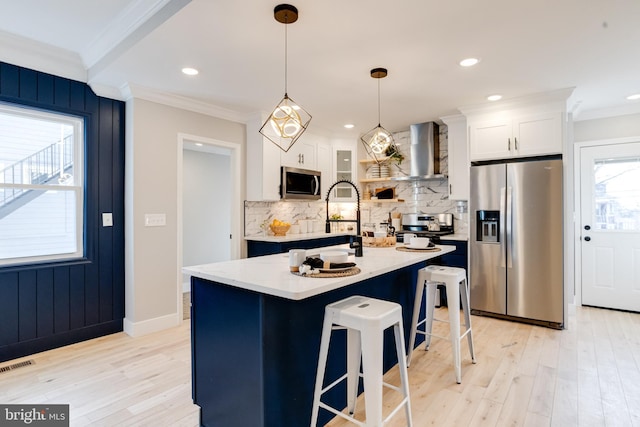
[384,145,404,165]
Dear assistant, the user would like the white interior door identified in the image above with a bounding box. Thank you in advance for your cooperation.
[580,142,640,312]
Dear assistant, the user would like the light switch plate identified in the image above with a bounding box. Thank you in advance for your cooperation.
[145,213,166,227]
[102,213,113,227]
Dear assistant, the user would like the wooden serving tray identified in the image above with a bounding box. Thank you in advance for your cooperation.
[292,267,361,278]
[395,246,441,253]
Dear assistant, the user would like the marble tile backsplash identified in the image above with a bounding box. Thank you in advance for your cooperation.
[245,124,469,237]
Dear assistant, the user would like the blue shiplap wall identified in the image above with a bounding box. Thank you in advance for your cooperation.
[0,62,125,362]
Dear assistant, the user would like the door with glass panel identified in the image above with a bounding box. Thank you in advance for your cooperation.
[580,142,640,312]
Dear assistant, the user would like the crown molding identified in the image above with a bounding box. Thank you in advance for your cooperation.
[119,83,249,123]
[0,30,86,82]
[458,87,576,116]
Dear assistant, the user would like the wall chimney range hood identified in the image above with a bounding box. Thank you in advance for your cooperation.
[390,121,444,181]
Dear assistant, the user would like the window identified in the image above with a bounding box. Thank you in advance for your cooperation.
[593,156,640,231]
[0,102,84,266]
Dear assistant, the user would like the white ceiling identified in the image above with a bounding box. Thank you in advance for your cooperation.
[1,0,639,137]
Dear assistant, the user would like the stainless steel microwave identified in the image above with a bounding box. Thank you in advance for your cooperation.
[280,166,321,200]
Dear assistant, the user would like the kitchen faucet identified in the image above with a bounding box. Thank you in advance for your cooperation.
[325,180,363,257]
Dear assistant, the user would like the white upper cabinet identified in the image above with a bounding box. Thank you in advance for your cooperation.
[440,114,469,200]
[280,138,317,169]
[246,114,281,201]
[316,143,332,199]
[247,115,334,200]
[461,88,573,162]
[468,117,512,160]
[514,112,562,157]
[330,143,357,201]
[469,112,562,161]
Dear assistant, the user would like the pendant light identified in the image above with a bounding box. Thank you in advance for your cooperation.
[360,67,397,164]
[259,4,312,152]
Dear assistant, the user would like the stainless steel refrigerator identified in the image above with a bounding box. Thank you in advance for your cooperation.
[469,158,563,328]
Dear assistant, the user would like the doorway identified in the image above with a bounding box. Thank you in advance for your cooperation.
[177,133,242,319]
[577,139,640,312]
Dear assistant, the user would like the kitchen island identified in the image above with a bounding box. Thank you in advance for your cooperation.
[184,243,454,427]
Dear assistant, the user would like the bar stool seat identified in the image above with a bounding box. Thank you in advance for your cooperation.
[407,265,476,384]
[311,295,413,427]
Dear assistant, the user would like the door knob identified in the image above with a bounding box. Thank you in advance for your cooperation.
[584,225,591,230]
[584,236,591,241]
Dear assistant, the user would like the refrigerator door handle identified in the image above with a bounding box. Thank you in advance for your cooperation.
[506,186,513,268]
[500,186,507,267]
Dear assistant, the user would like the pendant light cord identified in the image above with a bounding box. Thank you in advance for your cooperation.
[377,77,381,127]
[284,14,288,95]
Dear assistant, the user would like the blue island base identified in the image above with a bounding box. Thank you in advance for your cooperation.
[191,263,430,427]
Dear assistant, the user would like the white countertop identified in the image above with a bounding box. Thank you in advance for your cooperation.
[183,243,455,300]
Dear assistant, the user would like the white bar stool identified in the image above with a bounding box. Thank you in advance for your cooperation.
[310,295,413,427]
[407,265,476,383]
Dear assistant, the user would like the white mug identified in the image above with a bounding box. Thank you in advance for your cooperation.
[289,249,306,272]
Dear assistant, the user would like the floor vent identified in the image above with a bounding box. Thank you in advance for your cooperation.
[0,359,35,374]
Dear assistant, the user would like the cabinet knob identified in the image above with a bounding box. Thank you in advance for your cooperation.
[584,236,591,241]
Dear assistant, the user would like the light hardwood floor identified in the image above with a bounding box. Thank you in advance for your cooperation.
[1,304,638,427]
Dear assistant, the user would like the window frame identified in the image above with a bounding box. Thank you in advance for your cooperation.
[0,101,85,267]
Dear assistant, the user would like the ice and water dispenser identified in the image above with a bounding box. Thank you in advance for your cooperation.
[475,210,500,242]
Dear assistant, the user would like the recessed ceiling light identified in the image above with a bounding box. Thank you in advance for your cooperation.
[627,93,640,100]
[195,143,203,147]
[182,67,199,76]
[487,94,502,101]
[344,124,355,129]
[459,58,479,67]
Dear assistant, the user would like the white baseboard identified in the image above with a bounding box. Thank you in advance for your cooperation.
[123,312,181,337]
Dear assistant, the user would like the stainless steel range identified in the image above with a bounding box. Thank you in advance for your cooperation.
[396,213,455,243]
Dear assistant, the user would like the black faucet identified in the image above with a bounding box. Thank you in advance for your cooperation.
[325,180,363,257]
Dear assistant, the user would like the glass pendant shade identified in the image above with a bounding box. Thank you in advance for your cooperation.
[260,93,311,152]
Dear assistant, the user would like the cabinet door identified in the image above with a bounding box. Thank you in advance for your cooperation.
[246,116,281,201]
[441,115,469,200]
[513,112,562,157]
[281,139,317,169]
[469,119,513,161]
[331,146,356,201]
[316,143,332,198]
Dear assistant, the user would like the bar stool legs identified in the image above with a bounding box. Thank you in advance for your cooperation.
[310,296,413,427]
[407,266,476,384]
